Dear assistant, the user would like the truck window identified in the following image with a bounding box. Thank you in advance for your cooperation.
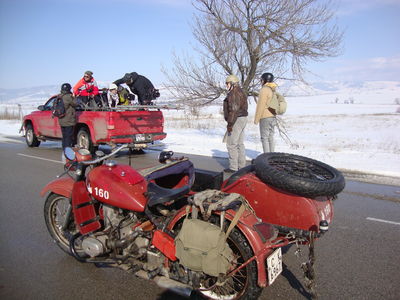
[44,97,57,110]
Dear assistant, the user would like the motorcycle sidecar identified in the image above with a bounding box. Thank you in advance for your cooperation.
[192,165,334,236]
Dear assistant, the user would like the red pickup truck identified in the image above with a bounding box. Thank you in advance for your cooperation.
[22,95,167,152]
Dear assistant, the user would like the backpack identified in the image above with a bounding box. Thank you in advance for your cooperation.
[118,87,131,105]
[52,95,66,118]
[175,217,234,276]
[174,191,246,277]
[269,91,287,115]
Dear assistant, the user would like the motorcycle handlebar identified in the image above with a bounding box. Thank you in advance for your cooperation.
[81,144,129,165]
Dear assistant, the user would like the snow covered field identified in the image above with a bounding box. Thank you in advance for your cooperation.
[162,99,400,178]
[1,82,399,181]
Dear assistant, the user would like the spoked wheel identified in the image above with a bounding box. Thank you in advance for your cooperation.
[44,193,83,255]
[195,217,262,300]
[254,152,345,198]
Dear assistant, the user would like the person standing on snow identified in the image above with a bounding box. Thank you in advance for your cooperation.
[223,75,248,173]
[113,72,159,105]
[58,83,77,151]
[73,71,101,107]
[254,72,278,153]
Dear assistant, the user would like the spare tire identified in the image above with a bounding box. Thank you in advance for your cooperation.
[254,152,345,198]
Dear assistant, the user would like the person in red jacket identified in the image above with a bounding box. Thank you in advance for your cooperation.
[73,71,101,108]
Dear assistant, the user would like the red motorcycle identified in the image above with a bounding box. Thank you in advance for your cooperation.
[41,145,344,299]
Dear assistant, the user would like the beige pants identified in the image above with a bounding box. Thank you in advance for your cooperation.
[226,116,247,171]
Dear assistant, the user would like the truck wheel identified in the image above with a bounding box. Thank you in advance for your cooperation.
[25,123,41,147]
[254,152,345,198]
[77,128,94,153]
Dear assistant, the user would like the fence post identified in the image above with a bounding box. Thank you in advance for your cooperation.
[18,104,22,121]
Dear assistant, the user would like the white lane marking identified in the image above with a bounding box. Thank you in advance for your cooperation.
[0,136,24,144]
[17,153,63,164]
[366,217,400,226]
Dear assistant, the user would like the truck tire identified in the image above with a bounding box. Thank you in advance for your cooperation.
[254,152,345,198]
[76,128,94,153]
[25,123,41,147]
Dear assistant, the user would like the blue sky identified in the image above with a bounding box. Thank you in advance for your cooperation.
[0,0,399,89]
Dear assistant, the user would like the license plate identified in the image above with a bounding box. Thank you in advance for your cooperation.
[135,134,146,142]
[267,248,282,285]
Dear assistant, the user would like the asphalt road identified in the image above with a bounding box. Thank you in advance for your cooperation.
[0,138,399,300]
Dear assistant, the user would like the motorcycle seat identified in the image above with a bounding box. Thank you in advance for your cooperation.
[146,182,190,207]
[145,160,194,207]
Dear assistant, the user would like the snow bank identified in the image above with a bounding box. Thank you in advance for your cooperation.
[1,89,399,179]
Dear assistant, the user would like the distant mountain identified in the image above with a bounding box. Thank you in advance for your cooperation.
[1,80,399,105]
[280,80,400,98]
[0,81,111,105]
[0,85,58,104]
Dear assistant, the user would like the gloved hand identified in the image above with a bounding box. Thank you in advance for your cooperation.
[128,93,135,100]
[86,88,93,93]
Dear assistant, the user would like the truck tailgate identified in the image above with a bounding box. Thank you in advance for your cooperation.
[111,110,163,133]
[107,110,165,143]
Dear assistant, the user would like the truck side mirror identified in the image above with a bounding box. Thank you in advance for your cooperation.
[37,105,45,111]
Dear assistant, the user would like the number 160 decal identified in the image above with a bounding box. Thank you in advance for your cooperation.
[94,187,110,199]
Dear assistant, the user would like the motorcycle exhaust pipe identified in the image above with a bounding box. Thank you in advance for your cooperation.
[135,270,193,298]
[69,233,87,262]
[109,232,139,249]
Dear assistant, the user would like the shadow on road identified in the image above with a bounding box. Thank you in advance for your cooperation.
[281,262,314,300]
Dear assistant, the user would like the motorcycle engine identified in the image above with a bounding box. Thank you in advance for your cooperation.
[81,205,144,258]
[82,236,108,257]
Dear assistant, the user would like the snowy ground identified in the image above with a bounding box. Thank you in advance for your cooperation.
[162,99,400,178]
[1,91,399,181]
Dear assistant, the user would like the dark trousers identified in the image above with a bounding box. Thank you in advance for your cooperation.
[77,95,103,108]
[61,126,75,149]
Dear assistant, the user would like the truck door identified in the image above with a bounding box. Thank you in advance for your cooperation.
[37,97,59,137]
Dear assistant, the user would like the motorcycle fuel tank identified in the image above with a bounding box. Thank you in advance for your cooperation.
[87,162,148,212]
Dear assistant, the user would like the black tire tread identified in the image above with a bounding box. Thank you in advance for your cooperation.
[194,215,263,300]
[25,123,41,147]
[77,127,94,153]
[44,193,74,255]
[228,227,263,300]
[254,152,345,198]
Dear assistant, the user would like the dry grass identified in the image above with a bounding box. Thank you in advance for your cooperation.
[0,106,22,120]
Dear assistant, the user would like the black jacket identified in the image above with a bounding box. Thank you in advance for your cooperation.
[59,92,77,127]
[114,72,155,103]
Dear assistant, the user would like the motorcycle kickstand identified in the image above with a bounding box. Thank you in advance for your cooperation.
[294,233,318,299]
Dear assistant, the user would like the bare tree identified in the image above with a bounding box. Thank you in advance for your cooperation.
[162,0,343,105]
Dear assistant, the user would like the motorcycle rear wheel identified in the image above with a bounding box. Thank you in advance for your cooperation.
[194,216,262,300]
[44,193,82,255]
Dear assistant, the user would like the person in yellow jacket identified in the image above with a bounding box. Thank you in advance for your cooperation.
[254,72,278,152]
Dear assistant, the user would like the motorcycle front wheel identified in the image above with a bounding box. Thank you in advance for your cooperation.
[194,216,262,300]
[44,193,82,255]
